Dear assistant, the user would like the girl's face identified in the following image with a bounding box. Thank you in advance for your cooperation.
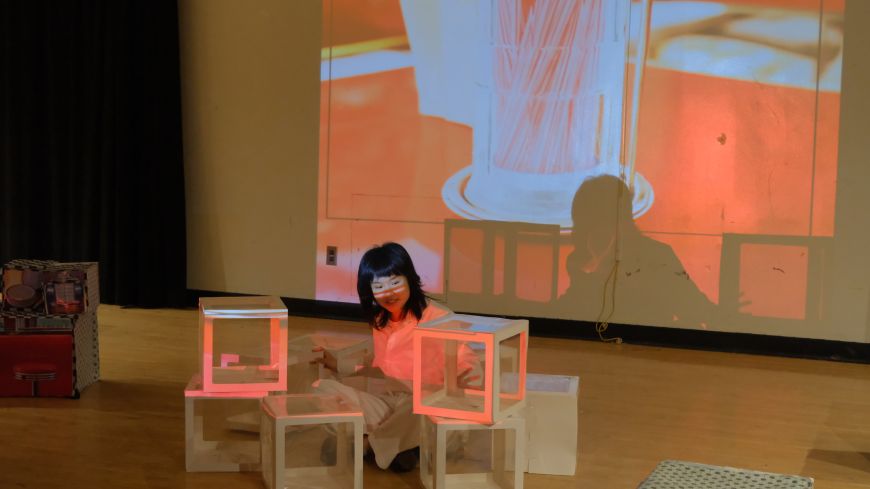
[371,274,410,320]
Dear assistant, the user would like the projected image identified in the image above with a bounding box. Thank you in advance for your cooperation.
[318,0,843,335]
[438,0,653,227]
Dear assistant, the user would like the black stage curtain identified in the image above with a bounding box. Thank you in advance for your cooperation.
[0,1,187,307]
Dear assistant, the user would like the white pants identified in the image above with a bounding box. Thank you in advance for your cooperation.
[314,377,420,469]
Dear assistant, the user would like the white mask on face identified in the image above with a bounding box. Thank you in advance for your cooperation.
[371,275,411,320]
[371,275,408,299]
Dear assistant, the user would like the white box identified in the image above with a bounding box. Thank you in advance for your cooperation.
[414,314,528,424]
[421,414,525,489]
[184,374,267,472]
[524,374,579,475]
[260,394,364,489]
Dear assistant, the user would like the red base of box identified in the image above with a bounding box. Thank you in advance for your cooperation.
[0,334,75,397]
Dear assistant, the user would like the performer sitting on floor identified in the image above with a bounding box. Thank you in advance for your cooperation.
[314,242,479,472]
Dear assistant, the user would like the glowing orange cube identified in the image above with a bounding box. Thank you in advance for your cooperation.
[199,296,288,393]
[413,314,527,424]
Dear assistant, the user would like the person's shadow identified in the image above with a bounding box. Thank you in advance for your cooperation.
[558,175,716,328]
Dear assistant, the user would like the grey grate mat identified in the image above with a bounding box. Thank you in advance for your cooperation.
[638,460,813,489]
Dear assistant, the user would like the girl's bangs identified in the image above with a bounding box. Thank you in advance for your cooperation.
[363,259,401,282]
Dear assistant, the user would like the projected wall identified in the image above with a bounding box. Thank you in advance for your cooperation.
[317,0,844,335]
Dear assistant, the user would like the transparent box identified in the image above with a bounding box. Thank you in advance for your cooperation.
[524,373,579,476]
[260,394,363,489]
[414,314,527,424]
[199,296,288,393]
[421,414,525,489]
[184,374,267,472]
[286,331,373,392]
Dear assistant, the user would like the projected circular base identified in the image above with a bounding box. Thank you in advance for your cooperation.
[442,166,654,229]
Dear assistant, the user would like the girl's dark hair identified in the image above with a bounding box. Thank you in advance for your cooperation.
[357,242,428,329]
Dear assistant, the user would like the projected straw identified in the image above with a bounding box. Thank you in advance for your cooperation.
[493,0,606,174]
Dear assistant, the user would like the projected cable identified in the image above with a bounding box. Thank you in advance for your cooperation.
[593,258,622,344]
[593,0,652,346]
[592,169,624,345]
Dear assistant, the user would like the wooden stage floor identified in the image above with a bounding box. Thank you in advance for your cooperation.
[0,305,868,489]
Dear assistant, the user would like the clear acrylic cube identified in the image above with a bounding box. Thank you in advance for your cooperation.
[184,374,267,472]
[286,331,373,393]
[260,393,364,489]
[414,314,528,423]
[199,296,288,393]
[421,414,525,489]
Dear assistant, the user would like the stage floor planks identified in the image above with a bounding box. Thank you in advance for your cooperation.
[0,305,868,489]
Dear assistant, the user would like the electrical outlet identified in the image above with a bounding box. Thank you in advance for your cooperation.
[326,246,338,266]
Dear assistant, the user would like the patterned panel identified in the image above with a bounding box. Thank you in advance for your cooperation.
[3,259,62,270]
[0,310,76,333]
[1,260,99,314]
[1,259,58,314]
[638,460,813,489]
[73,311,100,395]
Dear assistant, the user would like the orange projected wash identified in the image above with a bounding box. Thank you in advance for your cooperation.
[318,0,843,328]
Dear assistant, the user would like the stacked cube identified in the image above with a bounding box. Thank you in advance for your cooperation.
[186,296,287,472]
[185,298,577,487]
[198,296,289,394]
[184,373,267,472]
[413,314,529,489]
[186,296,367,489]
[414,314,581,487]
[261,393,363,489]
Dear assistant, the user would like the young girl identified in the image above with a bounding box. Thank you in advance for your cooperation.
[315,242,477,472]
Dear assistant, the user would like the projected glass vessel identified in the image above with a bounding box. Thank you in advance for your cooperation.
[441,0,654,227]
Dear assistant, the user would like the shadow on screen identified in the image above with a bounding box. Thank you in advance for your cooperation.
[556,175,716,328]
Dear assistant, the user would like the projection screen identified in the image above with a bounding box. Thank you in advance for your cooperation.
[317,0,844,337]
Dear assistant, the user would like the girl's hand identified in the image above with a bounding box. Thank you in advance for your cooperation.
[457,367,481,389]
[311,346,338,371]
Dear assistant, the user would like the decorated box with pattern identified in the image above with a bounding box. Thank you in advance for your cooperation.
[0,260,100,397]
